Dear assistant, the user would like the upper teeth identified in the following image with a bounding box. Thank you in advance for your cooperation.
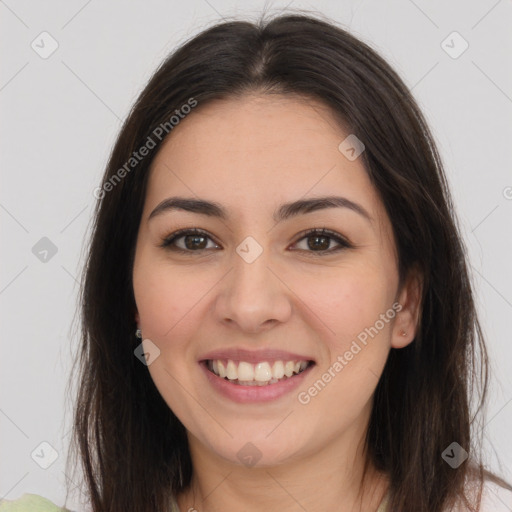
[209,359,309,383]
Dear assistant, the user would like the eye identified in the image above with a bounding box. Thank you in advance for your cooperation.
[290,228,352,254]
[159,228,220,253]
[160,227,352,256]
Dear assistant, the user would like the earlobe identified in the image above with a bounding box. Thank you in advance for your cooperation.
[391,266,423,349]
[392,327,413,349]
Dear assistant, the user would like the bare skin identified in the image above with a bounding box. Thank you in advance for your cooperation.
[132,93,422,512]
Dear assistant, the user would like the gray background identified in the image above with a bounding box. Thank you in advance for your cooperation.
[1,0,511,509]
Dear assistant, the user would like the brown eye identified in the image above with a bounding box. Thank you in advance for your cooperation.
[160,227,351,256]
[306,234,330,251]
[160,229,220,252]
[291,228,352,254]
[182,233,208,250]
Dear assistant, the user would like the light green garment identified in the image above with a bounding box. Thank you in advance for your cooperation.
[377,493,389,511]
[0,494,179,512]
[0,494,72,512]
[0,492,388,511]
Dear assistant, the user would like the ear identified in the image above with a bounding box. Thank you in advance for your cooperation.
[391,265,423,349]
[134,309,140,325]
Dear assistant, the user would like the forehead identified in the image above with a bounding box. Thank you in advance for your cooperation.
[152,93,348,173]
[144,93,386,227]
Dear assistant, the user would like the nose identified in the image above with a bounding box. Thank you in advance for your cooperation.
[214,245,292,334]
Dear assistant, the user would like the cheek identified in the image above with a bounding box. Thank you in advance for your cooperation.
[133,251,212,341]
[291,263,395,349]
[132,251,232,418]
[291,268,394,429]
[132,255,214,415]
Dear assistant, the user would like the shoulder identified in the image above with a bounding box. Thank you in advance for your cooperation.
[0,494,73,512]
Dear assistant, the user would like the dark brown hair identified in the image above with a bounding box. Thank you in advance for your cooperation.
[65,11,511,512]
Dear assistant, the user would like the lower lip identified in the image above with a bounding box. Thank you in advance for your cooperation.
[199,361,314,403]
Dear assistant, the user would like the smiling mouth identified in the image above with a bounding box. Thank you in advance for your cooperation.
[204,359,315,386]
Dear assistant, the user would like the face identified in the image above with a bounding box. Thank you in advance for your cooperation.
[132,93,419,468]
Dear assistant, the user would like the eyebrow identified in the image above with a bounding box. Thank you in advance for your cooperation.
[147,195,372,224]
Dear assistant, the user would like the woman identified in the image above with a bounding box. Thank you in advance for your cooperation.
[3,12,511,512]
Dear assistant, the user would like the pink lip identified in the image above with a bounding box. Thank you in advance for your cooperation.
[199,348,315,364]
[199,360,315,403]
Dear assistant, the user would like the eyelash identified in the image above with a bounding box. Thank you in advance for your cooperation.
[159,227,352,256]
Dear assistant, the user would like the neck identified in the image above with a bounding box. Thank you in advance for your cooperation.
[176,428,388,512]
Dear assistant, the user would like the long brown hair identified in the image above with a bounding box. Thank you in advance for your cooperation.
[64,11,511,512]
